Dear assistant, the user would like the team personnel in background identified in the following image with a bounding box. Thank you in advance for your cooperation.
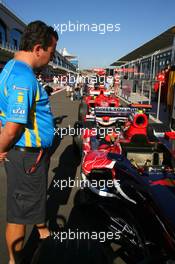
[0,20,58,264]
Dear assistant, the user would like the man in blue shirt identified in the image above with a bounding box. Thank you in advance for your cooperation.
[0,21,58,264]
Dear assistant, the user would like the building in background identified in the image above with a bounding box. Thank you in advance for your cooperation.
[111,26,175,80]
[0,2,77,75]
[60,48,79,70]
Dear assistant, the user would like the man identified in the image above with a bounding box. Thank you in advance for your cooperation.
[0,21,58,264]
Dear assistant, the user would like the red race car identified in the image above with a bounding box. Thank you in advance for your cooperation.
[78,88,119,122]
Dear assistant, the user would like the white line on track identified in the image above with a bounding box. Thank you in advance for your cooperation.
[51,87,66,95]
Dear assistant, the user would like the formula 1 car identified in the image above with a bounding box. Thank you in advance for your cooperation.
[74,104,152,155]
[73,107,175,263]
[78,88,119,122]
[87,85,112,96]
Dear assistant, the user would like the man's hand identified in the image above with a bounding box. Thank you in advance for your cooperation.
[0,121,8,162]
[0,152,7,162]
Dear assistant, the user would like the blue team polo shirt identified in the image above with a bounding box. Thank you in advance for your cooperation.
[0,59,54,148]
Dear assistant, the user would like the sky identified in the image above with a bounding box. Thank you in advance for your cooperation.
[4,0,175,69]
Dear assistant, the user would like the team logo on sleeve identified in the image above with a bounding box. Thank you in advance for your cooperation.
[10,103,27,121]
[12,108,25,115]
[17,92,24,103]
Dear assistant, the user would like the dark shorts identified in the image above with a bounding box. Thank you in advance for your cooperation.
[4,148,49,224]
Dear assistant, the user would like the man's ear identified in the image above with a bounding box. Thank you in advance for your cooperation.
[33,44,42,56]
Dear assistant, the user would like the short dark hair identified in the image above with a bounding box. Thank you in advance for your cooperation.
[19,20,58,51]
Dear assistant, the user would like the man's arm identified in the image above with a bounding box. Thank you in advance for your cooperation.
[0,75,37,155]
[0,122,24,152]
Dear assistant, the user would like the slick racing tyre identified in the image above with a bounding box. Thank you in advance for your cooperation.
[30,228,112,264]
[74,196,158,264]
[72,135,82,157]
[72,121,83,157]
[97,204,158,264]
[78,102,88,122]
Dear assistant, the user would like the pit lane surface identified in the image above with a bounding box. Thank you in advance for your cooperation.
[0,90,125,264]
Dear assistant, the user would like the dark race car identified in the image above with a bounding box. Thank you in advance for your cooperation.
[73,106,175,263]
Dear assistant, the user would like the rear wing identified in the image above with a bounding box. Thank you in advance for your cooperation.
[95,107,131,117]
[85,106,152,123]
[89,90,111,96]
[94,106,151,117]
[130,103,152,110]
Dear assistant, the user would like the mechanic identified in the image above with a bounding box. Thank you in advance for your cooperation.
[0,21,58,264]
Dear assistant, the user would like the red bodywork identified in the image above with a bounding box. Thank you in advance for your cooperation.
[84,89,119,111]
[124,113,148,140]
[82,143,122,175]
[82,112,149,175]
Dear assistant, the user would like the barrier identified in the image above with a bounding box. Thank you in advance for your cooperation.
[119,79,152,104]
[119,79,164,123]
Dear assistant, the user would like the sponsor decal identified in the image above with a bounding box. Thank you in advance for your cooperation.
[17,92,24,103]
[12,108,25,115]
[13,85,29,91]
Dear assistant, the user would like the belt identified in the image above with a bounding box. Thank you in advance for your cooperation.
[13,146,46,174]
[13,146,43,153]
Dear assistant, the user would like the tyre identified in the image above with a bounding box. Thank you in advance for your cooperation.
[31,235,112,264]
[83,120,96,129]
[148,123,170,133]
[72,135,82,157]
[72,121,83,157]
[69,199,157,264]
[147,123,170,142]
[73,188,97,207]
[78,102,88,122]
[96,204,158,264]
